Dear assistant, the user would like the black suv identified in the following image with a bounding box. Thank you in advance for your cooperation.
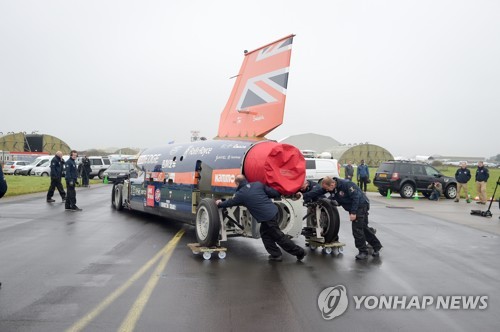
[373,161,457,199]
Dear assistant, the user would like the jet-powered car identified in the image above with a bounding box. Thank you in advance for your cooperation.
[112,35,340,247]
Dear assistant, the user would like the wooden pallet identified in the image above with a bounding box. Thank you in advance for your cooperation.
[187,243,227,260]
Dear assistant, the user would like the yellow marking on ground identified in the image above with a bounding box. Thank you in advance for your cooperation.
[65,229,185,332]
[118,229,184,332]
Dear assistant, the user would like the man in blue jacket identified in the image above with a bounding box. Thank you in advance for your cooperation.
[65,150,82,211]
[454,162,471,203]
[46,151,66,203]
[305,176,382,260]
[216,175,305,262]
[475,161,489,205]
[357,160,370,192]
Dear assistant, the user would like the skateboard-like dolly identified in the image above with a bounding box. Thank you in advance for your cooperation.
[188,243,227,260]
[306,239,345,255]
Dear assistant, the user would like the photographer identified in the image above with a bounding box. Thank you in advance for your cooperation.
[428,181,443,201]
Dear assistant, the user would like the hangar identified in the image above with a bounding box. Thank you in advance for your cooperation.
[279,133,393,166]
[0,132,71,155]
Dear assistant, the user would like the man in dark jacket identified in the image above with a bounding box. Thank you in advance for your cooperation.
[345,161,354,181]
[475,161,489,205]
[454,162,471,203]
[79,156,92,187]
[305,176,382,260]
[65,150,82,211]
[216,175,305,262]
[46,151,66,203]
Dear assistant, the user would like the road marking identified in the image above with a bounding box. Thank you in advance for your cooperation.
[118,229,184,332]
[65,229,185,332]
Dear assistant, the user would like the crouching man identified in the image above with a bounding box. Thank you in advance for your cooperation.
[216,175,306,262]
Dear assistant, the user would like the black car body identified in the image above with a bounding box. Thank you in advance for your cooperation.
[373,161,457,199]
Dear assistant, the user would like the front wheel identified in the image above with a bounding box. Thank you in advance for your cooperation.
[306,198,340,243]
[196,199,221,247]
[41,172,49,177]
[98,170,104,179]
[399,183,415,199]
[444,184,457,199]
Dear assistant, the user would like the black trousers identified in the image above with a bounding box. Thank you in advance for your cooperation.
[359,177,368,192]
[82,170,90,186]
[47,177,66,200]
[65,179,77,208]
[259,214,304,257]
[352,205,382,253]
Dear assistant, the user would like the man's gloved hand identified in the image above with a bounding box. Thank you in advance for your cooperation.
[69,181,74,187]
[76,180,80,186]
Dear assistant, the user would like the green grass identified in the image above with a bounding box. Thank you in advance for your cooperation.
[4,167,500,199]
[2,176,103,197]
[340,166,500,199]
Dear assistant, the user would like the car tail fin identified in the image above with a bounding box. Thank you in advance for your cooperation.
[216,35,294,140]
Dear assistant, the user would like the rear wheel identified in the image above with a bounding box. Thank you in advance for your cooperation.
[196,199,221,247]
[306,198,340,243]
[444,184,457,199]
[399,183,415,199]
[41,172,49,177]
[112,183,124,211]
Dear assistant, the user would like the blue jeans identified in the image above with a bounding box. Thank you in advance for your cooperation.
[429,190,440,201]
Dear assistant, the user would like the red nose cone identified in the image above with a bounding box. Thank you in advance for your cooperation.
[243,141,305,195]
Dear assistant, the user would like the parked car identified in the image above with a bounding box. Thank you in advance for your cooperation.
[373,160,457,199]
[3,161,29,175]
[15,156,52,176]
[32,160,51,177]
[87,156,111,179]
[305,158,341,182]
[102,162,141,182]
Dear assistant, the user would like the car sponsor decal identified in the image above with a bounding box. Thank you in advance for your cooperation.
[211,168,240,187]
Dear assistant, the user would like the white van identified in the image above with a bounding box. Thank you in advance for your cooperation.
[305,158,340,182]
[15,156,52,176]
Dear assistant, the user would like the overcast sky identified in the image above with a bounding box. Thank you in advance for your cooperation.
[1,0,499,158]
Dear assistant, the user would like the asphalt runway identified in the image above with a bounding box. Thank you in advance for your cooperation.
[0,185,499,331]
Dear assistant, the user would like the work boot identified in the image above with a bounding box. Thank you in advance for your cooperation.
[72,206,83,212]
[46,199,56,203]
[296,250,307,261]
[372,246,383,257]
[355,252,368,260]
[454,199,459,203]
[268,255,283,262]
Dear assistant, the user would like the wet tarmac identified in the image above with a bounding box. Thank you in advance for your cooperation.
[0,186,499,331]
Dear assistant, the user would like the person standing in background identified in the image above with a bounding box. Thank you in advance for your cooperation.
[357,160,370,192]
[475,161,489,205]
[455,162,471,203]
[345,161,354,181]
